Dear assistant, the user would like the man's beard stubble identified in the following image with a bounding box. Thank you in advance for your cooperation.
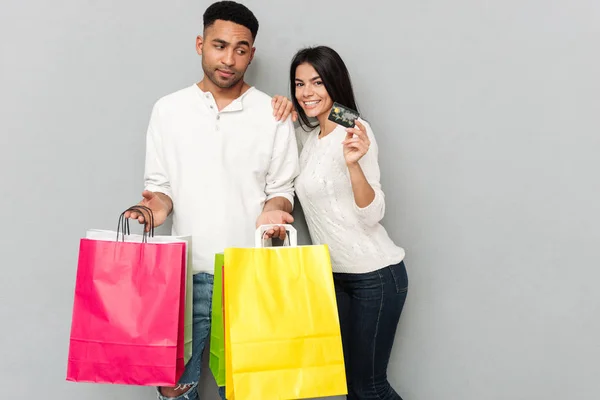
[202,59,244,89]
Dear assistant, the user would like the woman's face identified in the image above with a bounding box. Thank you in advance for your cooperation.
[294,62,333,119]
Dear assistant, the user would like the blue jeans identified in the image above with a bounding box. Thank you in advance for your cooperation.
[334,261,408,400]
[156,273,225,400]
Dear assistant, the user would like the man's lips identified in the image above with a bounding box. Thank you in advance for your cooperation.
[217,69,235,78]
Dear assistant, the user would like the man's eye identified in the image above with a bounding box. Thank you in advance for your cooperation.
[237,49,246,55]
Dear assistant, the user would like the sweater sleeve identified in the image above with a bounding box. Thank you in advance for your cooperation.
[143,101,172,199]
[352,120,386,226]
[264,117,299,207]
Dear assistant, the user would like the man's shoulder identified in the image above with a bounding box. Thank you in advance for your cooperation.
[153,84,197,111]
[242,87,294,128]
[244,87,273,107]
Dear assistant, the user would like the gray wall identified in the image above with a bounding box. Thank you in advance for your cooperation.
[1,0,598,399]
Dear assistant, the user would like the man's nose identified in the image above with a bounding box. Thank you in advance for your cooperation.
[222,49,235,67]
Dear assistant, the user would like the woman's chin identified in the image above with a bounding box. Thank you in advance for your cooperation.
[303,109,321,118]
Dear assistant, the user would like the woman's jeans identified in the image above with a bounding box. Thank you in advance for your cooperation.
[334,261,408,400]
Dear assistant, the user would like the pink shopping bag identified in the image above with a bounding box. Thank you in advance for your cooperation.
[67,207,189,386]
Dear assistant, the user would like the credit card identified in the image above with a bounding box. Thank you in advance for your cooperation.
[327,102,359,128]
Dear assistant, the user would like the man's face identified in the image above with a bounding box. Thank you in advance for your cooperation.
[197,20,255,89]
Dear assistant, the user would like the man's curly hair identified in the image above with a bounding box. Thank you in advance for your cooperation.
[203,1,259,40]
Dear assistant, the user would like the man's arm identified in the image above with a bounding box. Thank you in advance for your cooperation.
[125,102,173,229]
[262,196,292,214]
[154,192,173,215]
[256,117,299,239]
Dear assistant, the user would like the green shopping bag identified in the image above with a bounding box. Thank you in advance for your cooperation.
[209,253,226,386]
[182,237,193,365]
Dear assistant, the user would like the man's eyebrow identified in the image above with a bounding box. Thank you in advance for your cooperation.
[211,38,250,48]
[212,38,229,46]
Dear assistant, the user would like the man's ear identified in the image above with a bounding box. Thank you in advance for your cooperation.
[196,35,204,56]
[249,47,256,65]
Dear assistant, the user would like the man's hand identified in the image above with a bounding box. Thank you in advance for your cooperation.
[124,190,172,231]
[256,210,294,240]
[271,95,298,122]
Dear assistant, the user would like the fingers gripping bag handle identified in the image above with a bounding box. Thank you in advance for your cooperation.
[116,205,155,242]
[254,224,297,248]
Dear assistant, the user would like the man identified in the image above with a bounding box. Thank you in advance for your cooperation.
[125,2,297,399]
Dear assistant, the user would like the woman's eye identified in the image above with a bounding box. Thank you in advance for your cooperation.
[295,83,304,87]
[315,81,323,86]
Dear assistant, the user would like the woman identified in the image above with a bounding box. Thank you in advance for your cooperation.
[290,46,408,400]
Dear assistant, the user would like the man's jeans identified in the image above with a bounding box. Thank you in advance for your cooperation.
[156,273,225,400]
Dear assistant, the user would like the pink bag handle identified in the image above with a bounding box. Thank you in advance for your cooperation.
[117,205,155,242]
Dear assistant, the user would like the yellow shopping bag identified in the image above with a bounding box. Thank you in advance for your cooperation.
[224,225,347,400]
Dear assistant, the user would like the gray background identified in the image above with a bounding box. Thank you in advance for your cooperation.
[1,0,598,399]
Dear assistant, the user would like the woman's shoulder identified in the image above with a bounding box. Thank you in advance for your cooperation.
[294,123,318,150]
[294,123,318,136]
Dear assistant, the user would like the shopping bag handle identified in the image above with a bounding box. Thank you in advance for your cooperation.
[125,205,155,238]
[255,224,297,248]
[116,205,155,242]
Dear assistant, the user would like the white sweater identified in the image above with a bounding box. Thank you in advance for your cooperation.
[294,120,405,274]
[144,85,298,274]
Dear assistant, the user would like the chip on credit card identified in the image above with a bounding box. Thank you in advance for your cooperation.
[327,102,359,128]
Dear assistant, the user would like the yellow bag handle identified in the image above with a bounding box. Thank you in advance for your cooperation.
[254,224,297,248]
